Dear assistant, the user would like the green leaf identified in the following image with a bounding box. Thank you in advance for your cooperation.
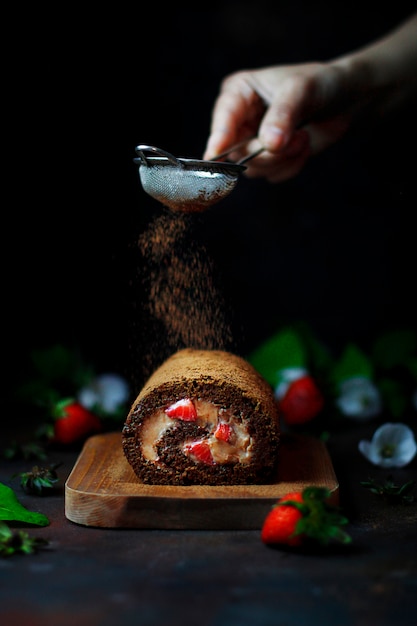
[377,377,409,419]
[332,344,373,386]
[17,465,61,495]
[292,487,352,546]
[291,321,334,374]
[0,482,49,526]
[372,329,417,371]
[2,440,48,461]
[15,344,94,409]
[0,522,49,557]
[31,344,83,382]
[249,327,307,387]
[361,476,416,504]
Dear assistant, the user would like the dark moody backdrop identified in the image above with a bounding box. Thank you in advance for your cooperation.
[7,2,417,399]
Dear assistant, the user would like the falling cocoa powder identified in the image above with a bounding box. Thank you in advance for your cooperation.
[127,208,239,392]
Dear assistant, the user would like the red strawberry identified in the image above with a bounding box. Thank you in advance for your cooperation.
[165,398,197,421]
[261,487,352,547]
[183,439,214,465]
[214,422,232,442]
[278,375,324,425]
[52,400,102,444]
[261,491,305,546]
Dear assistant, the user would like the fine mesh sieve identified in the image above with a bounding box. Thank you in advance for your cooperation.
[133,142,264,213]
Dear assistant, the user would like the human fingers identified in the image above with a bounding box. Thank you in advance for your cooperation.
[242,129,311,183]
[256,69,321,153]
[203,72,265,160]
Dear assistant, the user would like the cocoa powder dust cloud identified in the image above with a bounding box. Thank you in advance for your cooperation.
[126,209,240,394]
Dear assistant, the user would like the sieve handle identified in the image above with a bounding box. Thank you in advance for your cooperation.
[210,136,264,165]
[134,145,184,167]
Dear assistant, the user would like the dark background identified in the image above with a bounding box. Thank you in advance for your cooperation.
[6,2,417,399]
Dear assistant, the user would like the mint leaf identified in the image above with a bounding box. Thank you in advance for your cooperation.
[294,487,352,546]
[332,344,373,385]
[249,327,307,386]
[0,482,49,526]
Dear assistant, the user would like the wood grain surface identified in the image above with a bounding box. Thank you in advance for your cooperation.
[65,432,339,529]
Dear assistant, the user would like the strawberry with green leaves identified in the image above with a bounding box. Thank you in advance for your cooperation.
[249,327,327,427]
[52,399,102,444]
[261,487,351,547]
[17,464,61,495]
[278,374,325,425]
[261,491,305,546]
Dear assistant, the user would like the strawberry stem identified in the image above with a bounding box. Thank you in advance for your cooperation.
[278,487,352,546]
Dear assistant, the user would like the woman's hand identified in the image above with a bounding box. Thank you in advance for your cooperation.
[203,14,417,183]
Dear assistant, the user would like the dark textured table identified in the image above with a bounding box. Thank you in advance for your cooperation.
[1,421,416,626]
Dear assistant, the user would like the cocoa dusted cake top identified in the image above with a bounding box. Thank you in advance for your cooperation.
[135,348,276,408]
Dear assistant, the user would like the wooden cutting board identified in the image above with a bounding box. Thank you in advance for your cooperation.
[65,431,339,530]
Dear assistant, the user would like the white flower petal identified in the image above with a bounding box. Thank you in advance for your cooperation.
[336,376,382,420]
[274,367,307,399]
[358,422,417,468]
[358,439,374,461]
[77,387,98,409]
[78,373,130,413]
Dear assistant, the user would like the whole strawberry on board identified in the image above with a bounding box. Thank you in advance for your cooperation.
[261,487,351,547]
[52,399,102,445]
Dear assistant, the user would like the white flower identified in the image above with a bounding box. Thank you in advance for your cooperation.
[78,373,130,414]
[274,367,308,400]
[358,422,417,468]
[336,376,382,420]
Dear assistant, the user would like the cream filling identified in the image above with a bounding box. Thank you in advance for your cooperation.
[140,411,172,461]
[139,399,253,464]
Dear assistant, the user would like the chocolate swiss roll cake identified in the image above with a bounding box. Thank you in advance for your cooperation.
[122,348,280,485]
